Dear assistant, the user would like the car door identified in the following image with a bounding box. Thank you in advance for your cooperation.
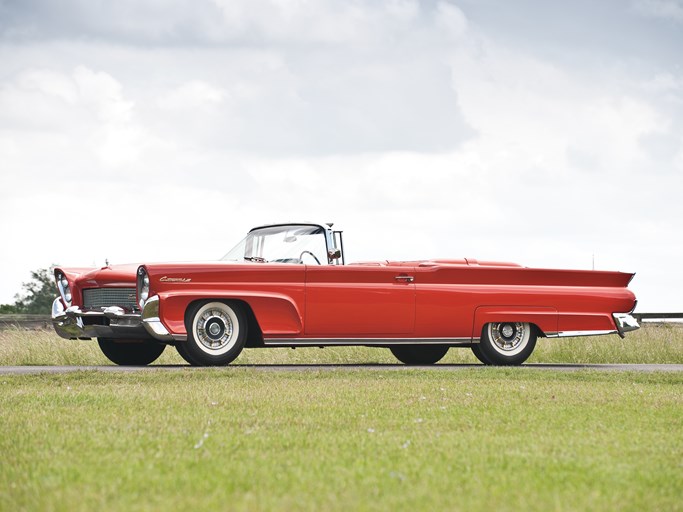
[412,263,477,338]
[304,264,415,336]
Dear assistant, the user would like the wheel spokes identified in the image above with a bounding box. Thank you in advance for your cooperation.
[197,309,234,350]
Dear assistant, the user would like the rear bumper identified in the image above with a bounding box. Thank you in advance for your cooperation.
[613,313,640,338]
[530,312,640,339]
[51,297,152,341]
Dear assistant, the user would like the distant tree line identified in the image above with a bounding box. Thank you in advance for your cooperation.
[0,267,56,314]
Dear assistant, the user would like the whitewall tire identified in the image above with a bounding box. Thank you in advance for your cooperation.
[176,301,247,366]
[474,322,537,366]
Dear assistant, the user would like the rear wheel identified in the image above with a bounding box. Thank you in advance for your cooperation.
[476,322,536,366]
[176,301,247,366]
[390,345,449,365]
[97,338,166,366]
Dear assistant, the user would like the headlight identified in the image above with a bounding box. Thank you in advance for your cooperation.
[137,267,150,308]
[55,271,72,307]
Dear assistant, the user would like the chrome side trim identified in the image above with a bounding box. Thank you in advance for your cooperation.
[545,330,617,338]
[264,337,477,347]
[141,295,176,342]
[613,313,640,338]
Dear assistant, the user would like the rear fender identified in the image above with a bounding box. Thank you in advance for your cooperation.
[473,306,559,339]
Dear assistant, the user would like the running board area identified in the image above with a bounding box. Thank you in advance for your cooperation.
[263,337,478,347]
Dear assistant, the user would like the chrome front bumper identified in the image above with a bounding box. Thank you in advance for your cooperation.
[140,295,182,342]
[51,297,151,341]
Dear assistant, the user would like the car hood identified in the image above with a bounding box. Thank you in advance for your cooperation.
[56,264,139,289]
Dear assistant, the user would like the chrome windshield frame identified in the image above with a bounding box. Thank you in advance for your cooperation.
[221,222,343,265]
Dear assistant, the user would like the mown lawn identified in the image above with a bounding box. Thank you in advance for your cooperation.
[1,369,681,511]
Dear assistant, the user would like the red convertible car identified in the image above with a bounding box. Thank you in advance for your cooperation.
[52,222,639,366]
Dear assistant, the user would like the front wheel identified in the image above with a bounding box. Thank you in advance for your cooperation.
[176,301,247,366]
[473,322,537,366]
[390,345,449,365]
[97,339,166,366]
[470,343,493,365]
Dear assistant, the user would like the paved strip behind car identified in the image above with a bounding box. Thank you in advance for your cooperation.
[0,364,681,375]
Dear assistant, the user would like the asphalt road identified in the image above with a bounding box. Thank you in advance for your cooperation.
[1,364,682,375]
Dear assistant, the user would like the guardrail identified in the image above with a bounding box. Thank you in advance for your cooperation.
[0,314,52,330]
[632,313,683,323]
[1,313,682,331]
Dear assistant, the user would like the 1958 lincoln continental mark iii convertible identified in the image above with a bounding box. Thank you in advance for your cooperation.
[51,222,639,366]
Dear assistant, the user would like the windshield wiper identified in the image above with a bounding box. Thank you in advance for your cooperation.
[244,256,267,263]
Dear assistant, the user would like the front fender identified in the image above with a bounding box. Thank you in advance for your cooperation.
[155,291,304,337]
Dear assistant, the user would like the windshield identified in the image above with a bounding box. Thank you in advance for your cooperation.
[221,225,329,265]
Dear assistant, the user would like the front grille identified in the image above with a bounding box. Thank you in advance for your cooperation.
[83,288,137,309]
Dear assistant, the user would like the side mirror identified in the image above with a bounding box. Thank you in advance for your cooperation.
[328,249,342,261]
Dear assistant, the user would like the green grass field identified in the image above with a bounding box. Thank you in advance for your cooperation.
[1,370,681,511]
[1,323,682,366]
[1,326,682,511]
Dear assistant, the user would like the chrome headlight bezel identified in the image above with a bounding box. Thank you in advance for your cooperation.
[137,266,150,309]
[55,271,72,307]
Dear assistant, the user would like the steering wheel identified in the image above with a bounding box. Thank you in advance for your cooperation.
[299,250,322,265]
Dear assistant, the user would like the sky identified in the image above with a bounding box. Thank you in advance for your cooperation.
[0,0,681,311]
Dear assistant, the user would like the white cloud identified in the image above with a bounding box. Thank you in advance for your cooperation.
[632,0,683,22]
[0,0,433,46]
[0,66,154,172]
[435,1,468,36]
[449,40,671,183]
[72,67,132,124]
[0,1,681,313]
[157,81,225,110]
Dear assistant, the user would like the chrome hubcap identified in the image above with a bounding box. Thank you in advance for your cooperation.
[208,323,221,336]
[491,322,525,352]
[196,309,233,351]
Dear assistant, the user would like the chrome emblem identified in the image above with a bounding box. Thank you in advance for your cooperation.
[159,276,192,283]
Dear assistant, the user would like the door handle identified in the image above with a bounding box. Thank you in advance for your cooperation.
[395,275,414,283]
